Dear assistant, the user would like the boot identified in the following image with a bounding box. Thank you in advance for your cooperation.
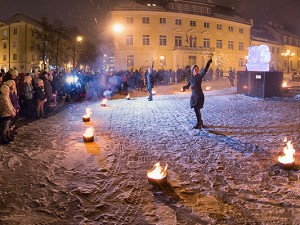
[1,133,9,144]
[193,116,203,129]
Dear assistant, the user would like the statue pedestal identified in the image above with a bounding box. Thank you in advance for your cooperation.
[237,71,283,98]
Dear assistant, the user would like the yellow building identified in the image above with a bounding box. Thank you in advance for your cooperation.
[251,22,300,74]
[0,13,41,73]
[110,0,251,72]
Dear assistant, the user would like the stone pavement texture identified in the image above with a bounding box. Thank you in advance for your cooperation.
[0,81,300,225]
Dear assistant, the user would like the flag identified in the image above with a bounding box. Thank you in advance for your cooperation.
[186,33,189,44]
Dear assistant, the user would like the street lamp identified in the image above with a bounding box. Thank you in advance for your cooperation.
[73,36,83,71]
[160,55,165,69]
[281,49,295,74]
[112,23,123,33]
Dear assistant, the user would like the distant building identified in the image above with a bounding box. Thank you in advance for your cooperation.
[0,13,41,73]
[110,0,251,72]
[251,21,300,73]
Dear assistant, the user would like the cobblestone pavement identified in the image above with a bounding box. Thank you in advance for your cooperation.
[1,83,300,225]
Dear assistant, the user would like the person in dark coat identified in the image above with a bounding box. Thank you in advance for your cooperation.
[146,67,154,101]
[182,57,213,129]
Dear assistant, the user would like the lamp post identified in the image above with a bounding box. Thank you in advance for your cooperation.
[281,49,295,74]
[73,35,83,71]
[160,55,165,69]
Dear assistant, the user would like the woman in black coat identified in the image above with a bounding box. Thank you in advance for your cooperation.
[182,58,212,129]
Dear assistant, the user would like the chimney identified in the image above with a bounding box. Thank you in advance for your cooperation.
[250,19,254,26]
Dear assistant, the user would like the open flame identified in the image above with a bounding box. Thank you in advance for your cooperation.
[83,107,92,119]
[83,127,94,138]
[278,140,296,164]
[205,86,211,91]
[147,162,168,180]
[101,98,107,106]
[282,81,288,88]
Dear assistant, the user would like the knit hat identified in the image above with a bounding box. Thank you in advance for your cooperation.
[0,85,10,96]
[24,76,32,84]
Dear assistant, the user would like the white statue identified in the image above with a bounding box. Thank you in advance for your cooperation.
[246,45,271,71]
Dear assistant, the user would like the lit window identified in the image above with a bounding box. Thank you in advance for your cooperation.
[127,55,134,66]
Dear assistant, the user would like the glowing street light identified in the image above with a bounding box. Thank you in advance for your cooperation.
[160,55,165,69]
[77,36,83,42]
[113,23,123,33]
[281,49,295,74]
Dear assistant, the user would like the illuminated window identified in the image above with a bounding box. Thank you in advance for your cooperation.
[216,40,223,49]
[203,38,210,48]
[142,17,150,24]
[159,18,166,24]
[125,35,133,45]
[228,40,234,50]
[239,42,244,51]
[127,55,134,66]
[175,36,182,46]
[228,26,234,32]
[175,18,182,25]
[126,17,134,24]
[217,24,222,30]
[142,35,150,45]
[159,35,167,46]
[190,20,196,27]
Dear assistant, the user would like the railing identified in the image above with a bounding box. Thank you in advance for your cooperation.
[174,46,215,52]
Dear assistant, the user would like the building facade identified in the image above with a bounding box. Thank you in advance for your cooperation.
[110,0,251,72]
[0,14,41,73]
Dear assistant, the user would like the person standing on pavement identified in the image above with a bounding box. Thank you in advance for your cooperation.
[146,67,154,101]
[182,56,213,129]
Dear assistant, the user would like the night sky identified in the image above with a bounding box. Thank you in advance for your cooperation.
[0,0,300,37]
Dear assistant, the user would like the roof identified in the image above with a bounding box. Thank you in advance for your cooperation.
[251,25,282,45]
[111,0,251,25]
[3,13,41,28]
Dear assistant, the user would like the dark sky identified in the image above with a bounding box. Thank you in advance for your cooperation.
[0,0,299,36]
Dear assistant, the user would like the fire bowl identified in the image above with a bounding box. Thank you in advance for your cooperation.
[82,116,90,122]
[83,135,94,142]
[147,174,168,186]
[278,160,295,170]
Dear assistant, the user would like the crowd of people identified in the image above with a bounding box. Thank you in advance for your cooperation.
[0,65,235,145]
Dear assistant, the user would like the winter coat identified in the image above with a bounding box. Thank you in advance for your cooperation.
[36,86,46,101]
[183,59,212,109]
[23,83,34,99]
[146,72,154,91]
[0,86,16,118]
